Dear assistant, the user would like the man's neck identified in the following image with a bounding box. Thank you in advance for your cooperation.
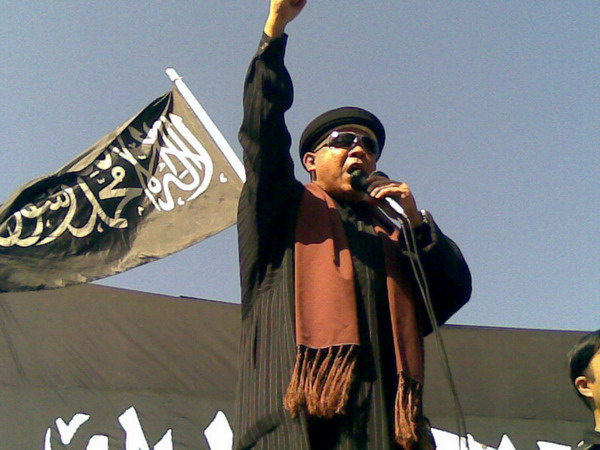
[595,408,600,432]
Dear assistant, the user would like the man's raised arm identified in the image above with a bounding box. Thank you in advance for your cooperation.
[237,0,308,297]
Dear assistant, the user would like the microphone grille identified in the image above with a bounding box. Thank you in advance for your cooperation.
[350,170,370,192]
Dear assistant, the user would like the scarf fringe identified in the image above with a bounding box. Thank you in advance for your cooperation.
[395,374,435,449]
[285,345,357,419]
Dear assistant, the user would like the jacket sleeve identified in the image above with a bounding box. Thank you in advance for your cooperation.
[237,34,301,303]
[406,212,472,336]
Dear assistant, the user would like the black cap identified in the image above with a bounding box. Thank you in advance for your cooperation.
[299,106,386,162]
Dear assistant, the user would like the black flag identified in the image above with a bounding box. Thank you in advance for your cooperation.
[0,83,244,292]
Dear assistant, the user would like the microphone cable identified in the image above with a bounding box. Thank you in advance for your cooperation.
[393,210,469,450]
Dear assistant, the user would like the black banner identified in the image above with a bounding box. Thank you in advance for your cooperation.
[0,88,243,292]
[0,284,589,448]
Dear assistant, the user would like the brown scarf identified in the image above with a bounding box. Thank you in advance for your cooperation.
[284,183,433,449]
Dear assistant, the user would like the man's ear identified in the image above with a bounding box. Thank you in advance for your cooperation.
[575,375,593,399]
[303,152,317,177]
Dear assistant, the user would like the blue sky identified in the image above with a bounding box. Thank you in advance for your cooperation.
[2,2,598,332]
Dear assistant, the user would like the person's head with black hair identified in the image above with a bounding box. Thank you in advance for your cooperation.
[568,330,600,430]
[299,107,385,203]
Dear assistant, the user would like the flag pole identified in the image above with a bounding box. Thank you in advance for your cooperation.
[165,68,246,183]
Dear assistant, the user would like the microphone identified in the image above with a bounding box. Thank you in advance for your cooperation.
[350,169,405,217]
[349,169,371,192]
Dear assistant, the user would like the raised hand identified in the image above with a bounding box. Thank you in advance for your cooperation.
[264,0,307,37]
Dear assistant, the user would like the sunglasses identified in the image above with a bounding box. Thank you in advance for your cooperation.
[318,131,380,157]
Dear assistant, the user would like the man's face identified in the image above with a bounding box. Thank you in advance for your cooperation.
[303,125,379,202]
[576,350,600,413]
[587,352,600,410]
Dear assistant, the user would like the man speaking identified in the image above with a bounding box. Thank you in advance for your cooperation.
[235,1,472,448]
